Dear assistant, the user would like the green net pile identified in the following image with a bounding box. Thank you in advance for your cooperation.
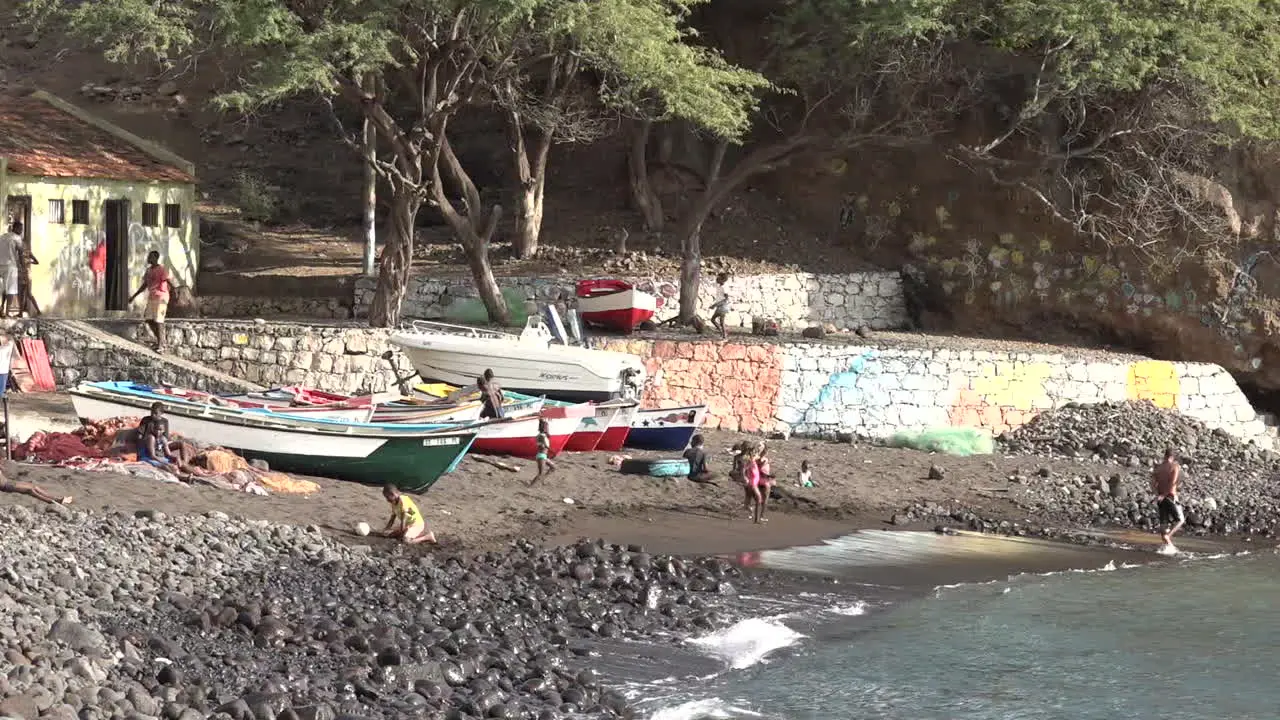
[887,427,994,456]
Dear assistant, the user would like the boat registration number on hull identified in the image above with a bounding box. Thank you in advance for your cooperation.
[422,437,461,447]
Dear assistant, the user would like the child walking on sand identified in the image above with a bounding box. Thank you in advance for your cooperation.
[530,418,556,485]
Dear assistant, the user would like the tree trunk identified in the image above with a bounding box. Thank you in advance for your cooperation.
[628,120,663,232]
[510,118,551,259]
[670,137,811,323]
[367,190,419,327]
[361,111,377,276]
[435,133,511,325]
[462,221,511,326]
[675,203,713,322]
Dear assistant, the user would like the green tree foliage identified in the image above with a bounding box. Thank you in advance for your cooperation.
[979,0,1280,139]
[951,0,1280,262]
[24,0,769,326]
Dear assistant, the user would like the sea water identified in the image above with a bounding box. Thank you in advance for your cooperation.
[630,533,1280,720]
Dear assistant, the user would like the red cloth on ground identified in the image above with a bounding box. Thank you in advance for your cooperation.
[13,432,101,462]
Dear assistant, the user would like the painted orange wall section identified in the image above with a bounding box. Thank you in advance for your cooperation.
[601,340,782,431]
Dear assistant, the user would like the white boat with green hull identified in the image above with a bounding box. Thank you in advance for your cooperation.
[68,382,477,492]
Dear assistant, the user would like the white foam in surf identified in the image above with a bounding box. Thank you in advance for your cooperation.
[687,618,804,670]
[648,698,763,720]
[828,600,868,616]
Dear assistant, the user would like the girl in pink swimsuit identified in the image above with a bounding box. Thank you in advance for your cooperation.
[756,444,774,523]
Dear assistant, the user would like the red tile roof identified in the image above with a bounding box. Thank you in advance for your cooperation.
[0,94,193,183]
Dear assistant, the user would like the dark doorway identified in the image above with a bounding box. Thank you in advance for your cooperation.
[3,196,31,244]
[104,200,130,311]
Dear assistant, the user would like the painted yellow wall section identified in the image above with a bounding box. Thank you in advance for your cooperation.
[1126,360,1181,409]
[946,361,1056,434]
[1,175,197,317]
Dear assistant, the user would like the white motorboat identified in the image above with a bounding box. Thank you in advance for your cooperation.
[390,319,646,403]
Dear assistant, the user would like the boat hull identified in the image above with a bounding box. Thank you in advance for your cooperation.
[563,404,622,452]
[69,390,475,493]
[392,330,645,403]
[624,405,707,451]
[370,401,483,424]
[577,287,657,333]
[596,403,637,452]
[472,414,579,459]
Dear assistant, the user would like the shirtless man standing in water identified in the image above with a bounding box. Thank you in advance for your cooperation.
[1152,447,1185,545]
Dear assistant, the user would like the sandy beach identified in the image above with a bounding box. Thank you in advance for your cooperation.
[0,393,1228,558]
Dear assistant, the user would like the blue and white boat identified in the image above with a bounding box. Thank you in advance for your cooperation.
[623,405,707,451]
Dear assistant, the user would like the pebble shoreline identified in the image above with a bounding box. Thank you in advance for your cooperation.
[896,401,1280,540]
[0,505,749,720]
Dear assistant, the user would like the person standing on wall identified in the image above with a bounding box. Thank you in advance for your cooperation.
[0,222,24,318]
[130,250,171,353]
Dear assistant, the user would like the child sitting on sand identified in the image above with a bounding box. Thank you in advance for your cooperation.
[797,460,814,488]
[138,402,184,473]
[530,418,556,485]
[381,484,436,544]
[683,434,715,483]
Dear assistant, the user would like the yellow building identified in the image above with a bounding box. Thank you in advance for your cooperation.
[0,90,198,317]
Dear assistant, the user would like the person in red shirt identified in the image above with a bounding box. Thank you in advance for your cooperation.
[130,250,171,352]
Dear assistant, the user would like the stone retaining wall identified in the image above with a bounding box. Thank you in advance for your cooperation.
[107,320,404,394]
[351,271,909,331]
[40,319,1269,449]
[195,295,354,320]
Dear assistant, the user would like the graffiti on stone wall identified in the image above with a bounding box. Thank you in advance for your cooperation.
[597,338,1265,444]
[784,349,1207,437]
[947,361,1055,434]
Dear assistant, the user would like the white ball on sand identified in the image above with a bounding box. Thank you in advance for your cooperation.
[354,521,371,537]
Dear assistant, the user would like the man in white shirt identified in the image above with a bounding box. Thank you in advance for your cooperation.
[0,223,24,317]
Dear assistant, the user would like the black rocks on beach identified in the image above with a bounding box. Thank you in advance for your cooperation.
[997,400,1280,474]
[0,505,748,719]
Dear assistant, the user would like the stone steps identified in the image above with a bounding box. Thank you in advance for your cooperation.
[37,319,264,393]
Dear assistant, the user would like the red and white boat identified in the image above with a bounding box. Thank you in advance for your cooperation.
[563,400,636,452]
[595,401,638,452]
[575,279,657,333]
[471,404,591,459]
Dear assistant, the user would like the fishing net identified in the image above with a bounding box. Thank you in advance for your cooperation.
[887,427,994,456]
[442,288,532,325]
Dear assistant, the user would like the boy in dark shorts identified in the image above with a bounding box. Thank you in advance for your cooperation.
[1151,447,1185,545]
